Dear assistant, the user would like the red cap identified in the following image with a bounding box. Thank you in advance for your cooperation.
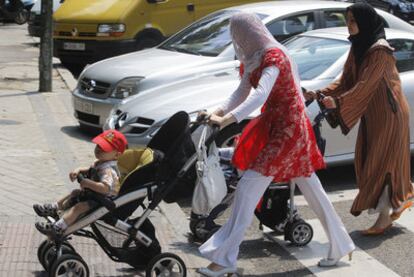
[92,130,127,153]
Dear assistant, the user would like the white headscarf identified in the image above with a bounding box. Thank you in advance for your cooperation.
[230,12,304,103]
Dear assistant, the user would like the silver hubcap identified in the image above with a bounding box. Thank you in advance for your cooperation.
[151,257,184,277]
[292,224,311,244]
[55,259,87,277]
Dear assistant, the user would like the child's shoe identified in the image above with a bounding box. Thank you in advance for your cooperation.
[35,222,64,239]
[33,203,58,218]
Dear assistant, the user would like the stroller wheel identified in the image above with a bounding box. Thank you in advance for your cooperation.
[146,252,187,277]
[37,239,52,268]
[42,242,77,271]
[193,219,207,240]
[49,253,89,277]
[285,220,313,247]
[206,225,220,241]
[189,218,202,235]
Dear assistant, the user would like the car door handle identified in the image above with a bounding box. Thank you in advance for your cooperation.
[187,3,195,12]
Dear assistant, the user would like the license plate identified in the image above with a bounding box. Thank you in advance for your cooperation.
[74,99,93,114]
[63,42,85,51]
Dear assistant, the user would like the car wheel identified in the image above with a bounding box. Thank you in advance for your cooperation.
[215,121,248,148]
[14,9,28,25]
[136,37,161,50]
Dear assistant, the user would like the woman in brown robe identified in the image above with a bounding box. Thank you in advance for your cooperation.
[305,3,413,235]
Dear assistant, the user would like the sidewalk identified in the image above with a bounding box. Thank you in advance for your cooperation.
[0,24,202,276]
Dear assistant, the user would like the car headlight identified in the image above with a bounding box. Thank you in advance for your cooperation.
[97,24,126,37]
[111,77,144,99]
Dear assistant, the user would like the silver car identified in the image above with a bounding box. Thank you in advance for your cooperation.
[72,0,414,129]
[105,27,414,166]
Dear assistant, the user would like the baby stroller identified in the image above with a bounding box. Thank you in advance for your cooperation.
[189,98,328,246]
[35,111,199,277]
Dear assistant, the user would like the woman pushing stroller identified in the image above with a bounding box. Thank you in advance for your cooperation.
[197,12,355,276]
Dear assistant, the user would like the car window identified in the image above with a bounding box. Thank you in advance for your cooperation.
[285,35,350,80]
[389,39,414,73]
[267,13,315,42]
[323,10,346,28]
[159,10,267,57]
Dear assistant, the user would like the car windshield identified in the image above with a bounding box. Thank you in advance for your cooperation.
[285,36,350,80]
[159,10,267,57]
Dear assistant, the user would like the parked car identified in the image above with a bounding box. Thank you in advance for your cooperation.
[105,27,414,166]
[0,0,35,24]
[52,0,274,75]
[27,0,61,37]
[347,0,414,23]
[72,0,414,131]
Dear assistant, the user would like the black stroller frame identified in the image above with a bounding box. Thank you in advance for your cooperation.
[189,97,330,247]
[36,111,208,277]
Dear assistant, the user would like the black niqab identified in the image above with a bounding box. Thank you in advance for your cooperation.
[347,3,386,66]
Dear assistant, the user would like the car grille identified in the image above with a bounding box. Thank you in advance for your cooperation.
[76,111,99,125]
[79,78,111,98]
[58,31,96,37]
[129,117,155,134]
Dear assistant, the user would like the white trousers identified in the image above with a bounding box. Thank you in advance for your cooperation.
[199,170,355,268]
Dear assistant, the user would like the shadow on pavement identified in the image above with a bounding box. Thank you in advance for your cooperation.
[350,226,405,251]
[60,125,99,142]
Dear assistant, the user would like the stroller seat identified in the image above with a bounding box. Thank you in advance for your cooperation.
[80,147,163,220]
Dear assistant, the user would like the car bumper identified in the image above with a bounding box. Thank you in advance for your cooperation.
[72,88,121,128]
[54,39,137,64]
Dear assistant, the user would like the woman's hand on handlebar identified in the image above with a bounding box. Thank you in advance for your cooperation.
[208,114,236,129]
[321,96,337,109]
[196,111,211,122]
[303,90,317,102]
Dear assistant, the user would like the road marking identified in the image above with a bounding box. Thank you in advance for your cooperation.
[264,219,400,277]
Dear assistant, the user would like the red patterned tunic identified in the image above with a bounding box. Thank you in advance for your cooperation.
[232,48,325,182]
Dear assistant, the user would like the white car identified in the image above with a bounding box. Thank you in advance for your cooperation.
[71,0,414,129]
[105,27,414,166]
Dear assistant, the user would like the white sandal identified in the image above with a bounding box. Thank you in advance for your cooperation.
[318,252,353,267]
[197,267,240,277]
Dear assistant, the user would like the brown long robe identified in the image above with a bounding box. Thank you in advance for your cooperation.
[320,40,413,216]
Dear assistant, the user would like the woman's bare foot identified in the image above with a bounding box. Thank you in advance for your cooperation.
[371,212,393,229]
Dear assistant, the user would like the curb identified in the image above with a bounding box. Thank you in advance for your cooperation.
[54,59,78,92]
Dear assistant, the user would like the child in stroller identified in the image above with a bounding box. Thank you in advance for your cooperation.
[34,129,128,238]
[34,111,199,277]
[189,98,328,246]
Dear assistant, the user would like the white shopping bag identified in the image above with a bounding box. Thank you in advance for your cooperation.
[191,126,227,216]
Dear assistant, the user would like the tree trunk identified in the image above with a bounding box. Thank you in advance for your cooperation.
[39,0,53,92]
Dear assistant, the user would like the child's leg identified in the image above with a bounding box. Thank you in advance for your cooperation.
[60,202,90,226]
[59,189,82,210]
[35,201,91,237]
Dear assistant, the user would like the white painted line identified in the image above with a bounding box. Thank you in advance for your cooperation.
[295,189,358,206]
[264,219,400,277]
